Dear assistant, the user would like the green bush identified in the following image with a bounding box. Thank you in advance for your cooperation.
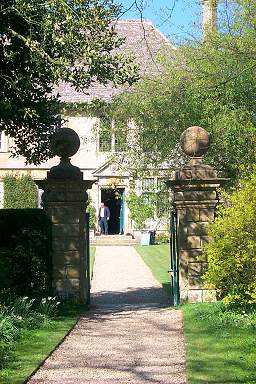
[126,192,154,230]
[155,232,170,244]
[86,204,96,230]
[203,170,256,304]
[3,175,38,208]
[0,209,52,296]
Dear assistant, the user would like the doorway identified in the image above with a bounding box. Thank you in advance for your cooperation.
[100,188,125,234]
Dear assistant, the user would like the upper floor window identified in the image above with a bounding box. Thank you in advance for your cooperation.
[142,178,155,192]
[98,118,127,153]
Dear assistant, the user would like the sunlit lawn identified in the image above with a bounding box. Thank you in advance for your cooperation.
[135,244,256,384]
[0,309,81,384]
[134,244,172,296]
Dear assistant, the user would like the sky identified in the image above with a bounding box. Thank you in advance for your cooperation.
[114,0,203,43]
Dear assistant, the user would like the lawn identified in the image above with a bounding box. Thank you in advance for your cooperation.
[134,244,172,296]
[135,244,256,384]
[0,305,85,384]
[183,303,256,384]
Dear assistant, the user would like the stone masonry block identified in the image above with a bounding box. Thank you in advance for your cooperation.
[179,249,204,262]
[188,289,203,303]
[55,278,79,295]
[180,289,188,303]
[183,191,216,201]
[200,208,215,222]
[67,267,80,279]
[52,237,80,252]
[52,223,80,237]
[186,208,200,222]
[187,222,209,236]
[188,262,202,276]
[188,275,203,288]
[51,206,81,224]
[54,250,80,264]
[187,235,201,249]
[175,192,184,201]
[203,289,216,302]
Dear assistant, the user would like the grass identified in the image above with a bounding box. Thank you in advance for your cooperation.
[134,244,256,384]
[0,249,95,384]
[183,303,256,384]
[0,304,86,384]
[134,244,172,296]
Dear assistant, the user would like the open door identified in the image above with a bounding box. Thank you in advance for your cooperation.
[100,188,125,234]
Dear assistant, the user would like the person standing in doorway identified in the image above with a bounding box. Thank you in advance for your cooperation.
[98,202,110,235]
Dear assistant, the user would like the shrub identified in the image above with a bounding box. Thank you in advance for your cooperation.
[3,175,38,208]
[126,192,154,230]
[203,170,256,304]
[155,232,170,244]
[86,204,96,230]
[0,209,52,296]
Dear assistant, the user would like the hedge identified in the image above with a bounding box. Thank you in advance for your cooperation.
[0,209,52,296]
[3,175,38,208]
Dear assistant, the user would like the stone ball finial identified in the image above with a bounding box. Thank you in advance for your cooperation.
[180,126,209,158]
[51,128,80,158]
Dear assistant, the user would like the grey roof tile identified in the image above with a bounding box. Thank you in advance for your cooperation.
[55,19,173,103]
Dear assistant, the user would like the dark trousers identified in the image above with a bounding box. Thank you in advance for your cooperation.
[99,217,108,234]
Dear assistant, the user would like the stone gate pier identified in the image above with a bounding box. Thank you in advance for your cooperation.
[167,126,226,303]
[37,128,94,302]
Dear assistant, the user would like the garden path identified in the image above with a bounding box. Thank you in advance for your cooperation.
[28,246,187,384]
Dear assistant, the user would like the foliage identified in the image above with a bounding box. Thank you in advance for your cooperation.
[126,192,154,230]
[0,209,52,296]
[3,175,37,208]
[0,0,139,164]
[0,295,61,369]
[111,0,256,182]
[86,196,96,230]
[203,169,256,304]
[183,302,256,383]
[155,232,169,244]
[37,297,60,318]
[0,302,83,384]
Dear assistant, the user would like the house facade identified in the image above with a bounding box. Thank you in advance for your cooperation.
[0,20,173,235]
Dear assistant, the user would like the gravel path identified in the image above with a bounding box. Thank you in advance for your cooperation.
[28,246,187,384]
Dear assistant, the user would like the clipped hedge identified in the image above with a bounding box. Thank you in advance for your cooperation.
[0,209,52,296]
[3,175,37,208]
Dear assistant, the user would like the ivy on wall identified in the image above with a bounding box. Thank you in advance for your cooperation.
[61,99,111,118]
[3,175,38,208]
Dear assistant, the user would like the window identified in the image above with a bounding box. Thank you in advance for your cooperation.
[142,178,155,192]
[98,118,128,153]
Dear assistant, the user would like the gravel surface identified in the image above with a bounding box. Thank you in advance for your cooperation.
[28,246,187,384]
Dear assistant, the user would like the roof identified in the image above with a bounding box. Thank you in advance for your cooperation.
[56,19,174,103]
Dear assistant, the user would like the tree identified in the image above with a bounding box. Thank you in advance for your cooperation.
[0,0,139,164]
[111,0,256,182]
